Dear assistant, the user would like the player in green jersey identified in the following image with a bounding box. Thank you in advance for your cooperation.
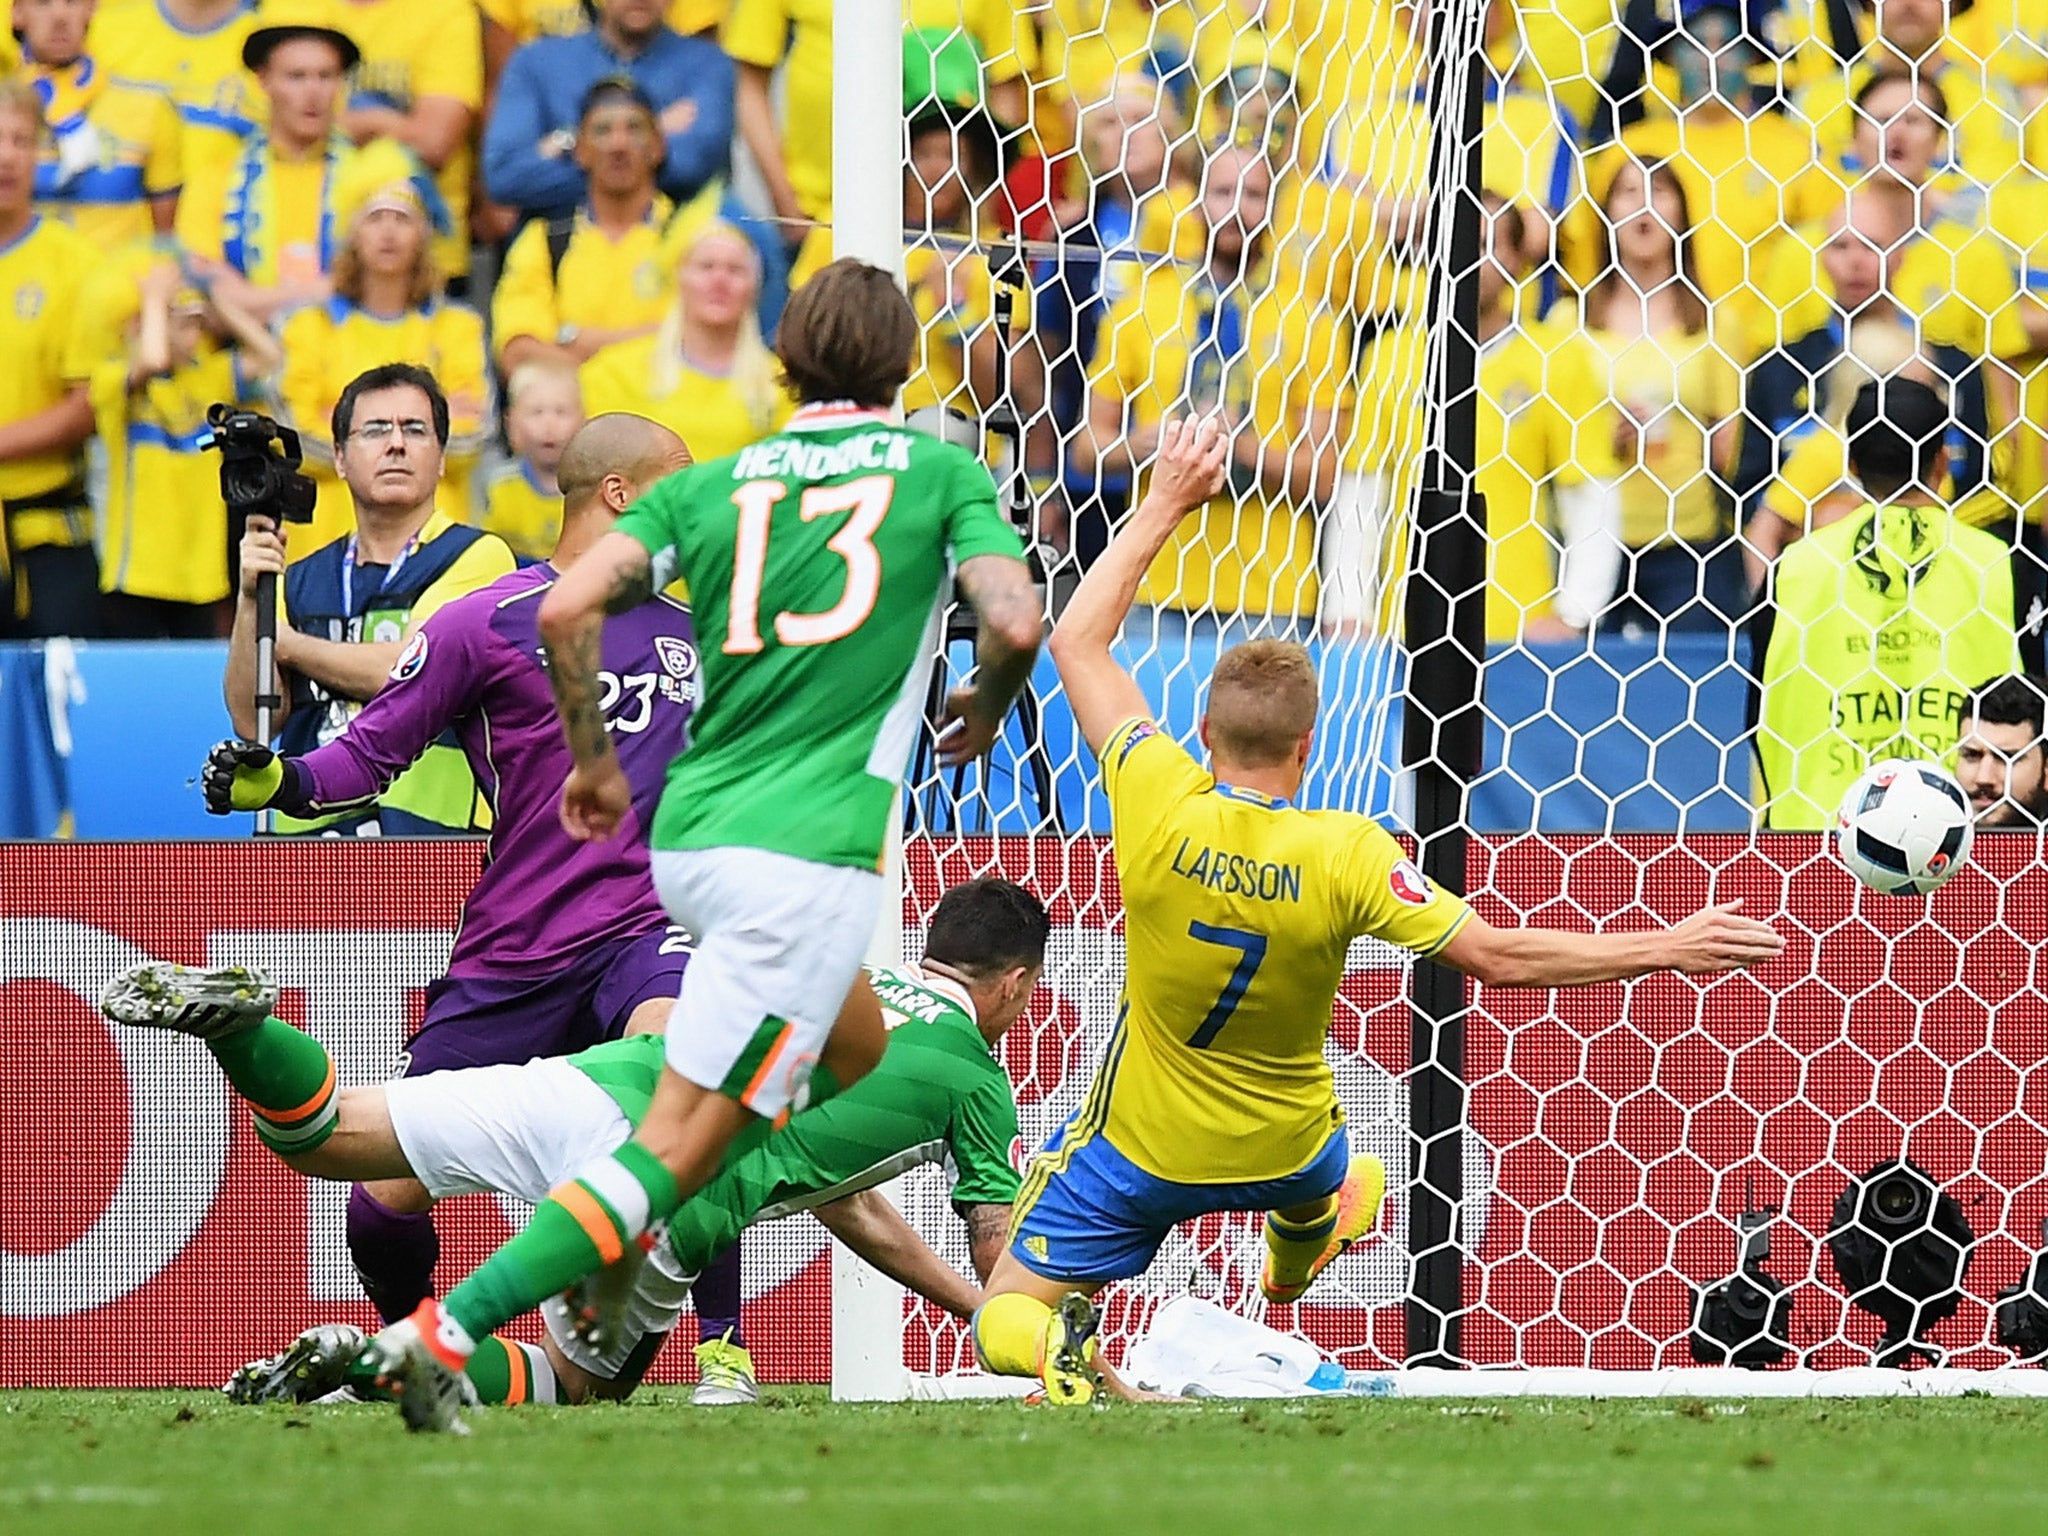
[351,258,1045,1431]
[100,879,1046,1414]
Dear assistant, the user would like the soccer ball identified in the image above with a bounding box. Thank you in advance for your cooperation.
[1833,758,1974,896]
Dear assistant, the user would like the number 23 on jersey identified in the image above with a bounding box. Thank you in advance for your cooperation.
[724,475,894,656]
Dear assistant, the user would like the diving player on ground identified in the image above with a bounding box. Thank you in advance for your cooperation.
[970,417,1786,1404]
[102,878,1044,1409]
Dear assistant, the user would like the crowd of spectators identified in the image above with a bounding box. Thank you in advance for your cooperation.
[6,0,2048,822]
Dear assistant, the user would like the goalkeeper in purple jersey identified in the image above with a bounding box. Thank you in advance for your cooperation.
[199,415,750,1400]
[99,878,1044,1412]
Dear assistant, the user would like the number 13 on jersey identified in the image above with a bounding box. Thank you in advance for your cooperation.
[724,475,894,655]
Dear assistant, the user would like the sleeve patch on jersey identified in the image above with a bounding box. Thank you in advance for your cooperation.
[1112,719,1159,769]
[389,630,430,683]
[1389,859,1434,907]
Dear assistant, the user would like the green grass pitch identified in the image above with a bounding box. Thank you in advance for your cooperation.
[5,1389,2046,1535]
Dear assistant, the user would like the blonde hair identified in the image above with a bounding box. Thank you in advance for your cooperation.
[0,78,46,134]
[654,223,780,430]
[506,358,581,411]
[1077,74,1186,184]
[1207,640,1319,767]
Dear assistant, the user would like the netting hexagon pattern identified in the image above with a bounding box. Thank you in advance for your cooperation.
[889,0,2048,1381]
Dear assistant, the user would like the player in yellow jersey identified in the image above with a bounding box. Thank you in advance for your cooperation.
[970,418,1786,1405]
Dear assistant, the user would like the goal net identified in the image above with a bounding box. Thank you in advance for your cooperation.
[835,0,2048,1395]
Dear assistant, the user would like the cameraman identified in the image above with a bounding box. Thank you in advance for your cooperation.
[224,363,514,834]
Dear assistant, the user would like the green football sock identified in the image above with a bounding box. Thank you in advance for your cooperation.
[441,1142,680,1345]
[463,1336,560,1406]
[208,1017,338,1156]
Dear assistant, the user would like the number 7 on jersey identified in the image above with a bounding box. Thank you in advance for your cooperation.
[1186,922,1267,1049]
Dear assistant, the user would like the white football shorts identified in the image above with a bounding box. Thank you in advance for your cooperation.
[650,846,883,1121]
[383,1055,631,1204]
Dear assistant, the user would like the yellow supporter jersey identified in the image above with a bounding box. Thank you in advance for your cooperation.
[1261,0,1412,177]
[1761,424,1990,536]
[177,137,348,288]
[578,336,793,461]
[91,342,237,603]
[480,0,726,42]
[1988,177,2048,521]
[277,298,492,551]
[31,65,183,251]
[721,0,1032,223]
[338,0,481,280]
[1748,214,2029,365]
[0,217,102,548]
[1349,317,1621,641]
[89,0,264,187]
[903,241,996,420]
[1262,0,1618,177]
[1094,718,1472,1184]
[473,458,561,561]
[1577,110,1834,363]
[491,199,681,354]
[720,0,831,218]
[1093,255,1344,617]
[1488,0,1620,132]
[1584,321,1737,550]
[1322,82,1580,325]
[1760,427,1863,536]
[1042,0,1265,130]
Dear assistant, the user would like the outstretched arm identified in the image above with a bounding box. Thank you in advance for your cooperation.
[814,1190,987,1319]
[1048,416,1228,759]
[537,530,653,840]
[1438,900,1784,986]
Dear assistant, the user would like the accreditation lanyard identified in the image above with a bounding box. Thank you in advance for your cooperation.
[340,532,419,625]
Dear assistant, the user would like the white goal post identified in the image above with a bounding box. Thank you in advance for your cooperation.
[828,0,914,1404]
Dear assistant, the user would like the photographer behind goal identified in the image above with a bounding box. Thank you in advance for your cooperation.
[222,363,514,835]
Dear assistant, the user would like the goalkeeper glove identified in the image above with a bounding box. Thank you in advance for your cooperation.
[201,739,286,814]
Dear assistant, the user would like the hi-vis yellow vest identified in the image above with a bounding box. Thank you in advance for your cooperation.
[1760,501,2019,829]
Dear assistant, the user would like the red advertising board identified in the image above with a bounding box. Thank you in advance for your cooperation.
[5,835,2045,1386]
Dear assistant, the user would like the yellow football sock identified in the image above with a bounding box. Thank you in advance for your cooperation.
[972,1292,1055,1377]
[1264,1196,1340,1289]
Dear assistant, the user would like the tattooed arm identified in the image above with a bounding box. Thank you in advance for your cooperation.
[960,1201,1013,1287]
[537,530,653,840]
[813,1191,989,1319]
[937,553,1045,769]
